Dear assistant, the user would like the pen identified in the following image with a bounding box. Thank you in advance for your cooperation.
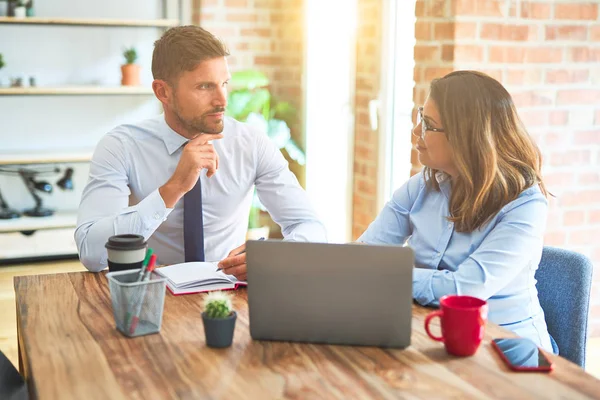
[137,248,153,282]
[125,248,154,328]
[216,237,265,272]
[129,254,157,335]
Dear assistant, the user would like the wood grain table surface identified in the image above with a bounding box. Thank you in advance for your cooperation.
[14,272,600,400]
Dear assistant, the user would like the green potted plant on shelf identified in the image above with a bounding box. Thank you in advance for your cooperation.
[227,70,306,239]
[121,47,140,86]
[201,291,236,348]
[13,0,26,17]
[0,53,5,87]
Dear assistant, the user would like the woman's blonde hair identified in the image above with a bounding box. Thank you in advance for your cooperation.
[425,70,547,232]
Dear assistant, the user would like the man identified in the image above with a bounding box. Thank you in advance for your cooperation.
[75,26,327,279]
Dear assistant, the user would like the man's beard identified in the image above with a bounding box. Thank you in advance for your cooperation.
[172,100,225,135]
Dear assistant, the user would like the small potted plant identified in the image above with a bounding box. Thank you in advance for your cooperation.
[201,291,236,348]
[0,53,5,87]
[121,47,140,86]
[14,0,26,17]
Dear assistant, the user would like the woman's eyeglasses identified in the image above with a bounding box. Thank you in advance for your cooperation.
[415,106,445,139]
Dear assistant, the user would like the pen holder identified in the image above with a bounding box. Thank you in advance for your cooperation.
[107,269,167,338]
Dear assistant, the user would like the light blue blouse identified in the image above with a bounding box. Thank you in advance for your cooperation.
[359,172,552,351]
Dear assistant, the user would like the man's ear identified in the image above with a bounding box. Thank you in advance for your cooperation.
[152,79,171,106]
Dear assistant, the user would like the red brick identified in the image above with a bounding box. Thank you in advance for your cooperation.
[596,109,600,124]
[544,132,571,147]
[591,26,600,41]
[560,189,600,207]
[505,69,542,85]
[454,45,484,62]
[415,20,431,41]
[590,210,600,223]
[416,0,446,17]
[414,45,440,62]
[569,229,600,245]
[574,130,600,145]
[455,22,478,39]
[546,69,589,84]
[356,179,377,196]
[557,89,600,105]
[489,47,563,63]
[564,210,586,226]
[555,3,598,21]
[423,67,454,81]
[545,25,589,41]
[441,44,454,61]
[480,23,536,41]
[478,69,503,82]
[544,231,567,246]
[511,90,553,107]
[520,1,551,19]
[454,0,507,17]
[254,56,282,65]
[226,13,258,23]
[569,47,600,62]
[550,150,592,166]
[353,212,374,230]
[225,0,248,6]
[434,22,455,40]
[519,110,548,127]
[200,0,219,6]
[414,86,429,105]
[549,110,569,125]
[209,27,237,38]
[234,42,250,51]
[240,28,272,37]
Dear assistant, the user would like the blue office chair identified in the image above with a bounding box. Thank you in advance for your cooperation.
[0,350,28,400]
[535,246,594,368]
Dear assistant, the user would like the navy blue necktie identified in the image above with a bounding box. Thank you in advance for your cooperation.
[183,177,205,262]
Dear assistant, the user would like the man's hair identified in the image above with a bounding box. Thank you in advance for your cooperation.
[152,25,229,85]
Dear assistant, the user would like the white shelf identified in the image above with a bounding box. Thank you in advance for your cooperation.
[0,16,179,27]
[0,210,78,233]
[0,150,93,165]
[0,86,154,95]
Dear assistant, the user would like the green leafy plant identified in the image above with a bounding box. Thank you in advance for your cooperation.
[123,47,138,64]
[226,70,306,229]
[0,54,5,70]
[203,292,233,319]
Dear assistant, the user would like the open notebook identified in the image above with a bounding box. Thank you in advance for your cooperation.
[155,262,247,295]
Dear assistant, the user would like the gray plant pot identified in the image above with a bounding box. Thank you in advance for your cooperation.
[202,311,236,348]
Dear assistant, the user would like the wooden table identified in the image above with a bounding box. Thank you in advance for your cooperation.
[14,272,600,399]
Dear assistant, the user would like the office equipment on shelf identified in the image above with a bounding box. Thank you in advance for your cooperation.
[0,186,20,219]
[0,1,189,263]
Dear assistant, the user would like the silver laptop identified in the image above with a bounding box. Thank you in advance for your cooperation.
[246,240,414,348]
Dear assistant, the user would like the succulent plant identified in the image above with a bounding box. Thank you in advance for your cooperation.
[123,47,138,64]
[203,291,233,319]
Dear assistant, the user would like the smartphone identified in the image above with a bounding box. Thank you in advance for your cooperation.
[492,338,553,372]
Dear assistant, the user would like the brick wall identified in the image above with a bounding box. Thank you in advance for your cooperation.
[193,0,305,184]
[352,0,383,239]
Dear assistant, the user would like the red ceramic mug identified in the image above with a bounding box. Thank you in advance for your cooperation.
[424,295,488,357]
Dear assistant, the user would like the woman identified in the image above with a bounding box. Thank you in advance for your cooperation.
[359,71,553,352]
